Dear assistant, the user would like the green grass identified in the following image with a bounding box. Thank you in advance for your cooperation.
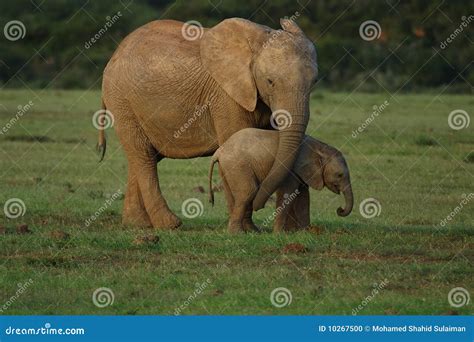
[414,134,439,147]
[0,90,472,315]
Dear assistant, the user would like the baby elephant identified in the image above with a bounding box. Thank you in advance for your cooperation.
[208,128,353,233]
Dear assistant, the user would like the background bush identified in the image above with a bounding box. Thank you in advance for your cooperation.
[0,0,472,91]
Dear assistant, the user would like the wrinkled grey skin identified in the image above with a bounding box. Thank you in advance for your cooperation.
[208,128,353,233]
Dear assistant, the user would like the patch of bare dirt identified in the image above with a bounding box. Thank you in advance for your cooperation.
[133,235,160,246]
[308,225,325,235]
[444,310,459,315]
[212,289,224,296]
[282,243,308,254]
[193,186,205,193]
[16,224,32,235]
[50,230,70,241]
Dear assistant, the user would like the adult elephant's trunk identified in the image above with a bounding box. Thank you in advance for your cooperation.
[337,184,353,217]
[253,101,309,211]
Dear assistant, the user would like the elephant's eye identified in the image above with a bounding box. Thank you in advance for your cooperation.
[337,172,343,178]
[267,78,274,86]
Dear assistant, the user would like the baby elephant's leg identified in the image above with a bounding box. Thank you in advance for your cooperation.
[227,174,258,234]
[218,169,241,233]
[228,200,250,234]
[218,168,234,214]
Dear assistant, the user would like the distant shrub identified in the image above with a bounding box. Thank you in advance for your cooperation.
[415,135,438,146]
[463,152,474,163]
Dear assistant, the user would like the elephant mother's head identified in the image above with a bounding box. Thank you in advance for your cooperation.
[201,18,318,210]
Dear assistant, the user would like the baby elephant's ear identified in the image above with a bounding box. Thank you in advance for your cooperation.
[295,152,324,190]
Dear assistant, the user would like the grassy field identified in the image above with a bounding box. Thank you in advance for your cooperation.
[0,89,472,315]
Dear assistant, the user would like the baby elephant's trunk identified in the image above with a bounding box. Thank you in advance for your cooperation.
[208,156,218,206]
[337,185,353,217]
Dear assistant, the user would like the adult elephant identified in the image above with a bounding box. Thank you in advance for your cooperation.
[98,18,318,229]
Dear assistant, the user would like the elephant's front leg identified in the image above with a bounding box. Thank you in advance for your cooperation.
[242,205,260,232]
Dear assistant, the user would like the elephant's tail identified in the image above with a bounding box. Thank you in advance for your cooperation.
[208,155,219,206]
[96,98,107,162]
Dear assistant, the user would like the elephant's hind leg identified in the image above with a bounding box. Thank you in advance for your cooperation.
[115,108,181,229]
[227,176,258,234]
[218,168,234,214]
[128,146,181,229]
[123,170,152,227]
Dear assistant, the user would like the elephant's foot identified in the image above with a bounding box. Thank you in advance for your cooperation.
[273,223,285,234]
[243,219,260,233]
[122,214,152,228]
[283,224,299,233]
[227,221,244,234]
[123,204,153,228]
[149,208,182,230]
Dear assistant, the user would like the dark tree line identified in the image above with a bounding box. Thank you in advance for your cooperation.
[0,0,472,92]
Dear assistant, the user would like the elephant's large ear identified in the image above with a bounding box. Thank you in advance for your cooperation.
[201,18,264,112]
[280,18,304,35]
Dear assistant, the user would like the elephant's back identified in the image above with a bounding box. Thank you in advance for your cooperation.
[104,20,206,87]
[125,20,204,56]
[220,128,280,180]
[227,128,279,150]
